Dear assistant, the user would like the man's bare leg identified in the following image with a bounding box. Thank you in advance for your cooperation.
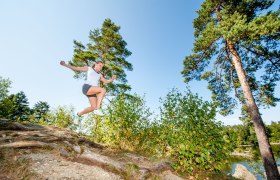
[78,96,97,116]
[96,88,106,109]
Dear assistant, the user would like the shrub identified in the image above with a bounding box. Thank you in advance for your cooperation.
[93,94,153,151]
[45,105,76,129]
[158,89,232,173]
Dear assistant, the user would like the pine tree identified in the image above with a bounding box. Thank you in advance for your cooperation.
[32,101,50,120]
[70,18,133,95]
[0,91,30,121]
[182,0,280,179]
[13,91,30,120]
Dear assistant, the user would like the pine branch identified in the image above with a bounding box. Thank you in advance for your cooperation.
[241,45,280,69]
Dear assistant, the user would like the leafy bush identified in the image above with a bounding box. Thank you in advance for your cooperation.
[44,105,76,129]
[91,90,233,174]
[158,89,232,173]
[93,94,153,151]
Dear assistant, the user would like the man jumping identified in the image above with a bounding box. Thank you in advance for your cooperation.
[60,60,116,116]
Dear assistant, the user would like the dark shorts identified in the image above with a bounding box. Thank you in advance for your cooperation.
[82,84,97,98]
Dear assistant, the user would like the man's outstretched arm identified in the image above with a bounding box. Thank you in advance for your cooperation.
[60,60,88,72]
[100,75,117,84]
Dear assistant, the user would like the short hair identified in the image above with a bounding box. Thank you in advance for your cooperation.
[95,61,104,64]
[93,61,104,67]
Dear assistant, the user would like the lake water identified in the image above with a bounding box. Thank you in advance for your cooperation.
[230,159,280,180]
[229,144,280,180]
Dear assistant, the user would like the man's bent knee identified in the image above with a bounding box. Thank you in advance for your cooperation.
[89,106,96,112]
[102,88,106,94]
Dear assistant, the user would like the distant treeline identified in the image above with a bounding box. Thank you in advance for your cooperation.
[224,122,280,147]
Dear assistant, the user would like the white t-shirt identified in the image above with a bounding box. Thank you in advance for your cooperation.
[85,66,101,86]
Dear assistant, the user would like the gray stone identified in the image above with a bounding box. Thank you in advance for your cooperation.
[73,145,81,154]
[232,164,256,180]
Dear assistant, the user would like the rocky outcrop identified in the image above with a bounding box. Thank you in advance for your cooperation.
[0,119,184,179]
[232,164,256,180]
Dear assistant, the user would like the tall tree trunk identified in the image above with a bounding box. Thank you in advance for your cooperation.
[227,40,280,180]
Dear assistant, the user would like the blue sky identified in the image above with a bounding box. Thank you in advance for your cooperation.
[1,0,279,125]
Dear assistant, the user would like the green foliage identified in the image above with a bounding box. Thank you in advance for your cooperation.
[92,89,233,174]
[182,0,280,116]
[0,77,52,122]
[31,101,50,122]
[227,123,258,146]
[0,95,14,119]
[13,91,31,121]
[0,76,75,130]
[93,94,153,151]
[45,106,75,129]
[70,18,133,95]
[267,121,280,143]
[157,89,232,173]
[0,91,31,121]
[0,76,11,101]
[224,121,280,147]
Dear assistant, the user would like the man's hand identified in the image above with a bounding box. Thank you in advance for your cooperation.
[60,61,66,66]
[112,75,117,81]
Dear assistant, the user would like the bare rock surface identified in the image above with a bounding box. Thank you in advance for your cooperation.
[0,119,184,179]
[232,164,256,180]
[24,153,121,180]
